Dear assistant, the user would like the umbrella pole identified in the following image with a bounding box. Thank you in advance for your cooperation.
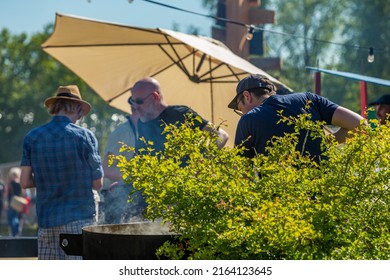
[208,57,215,124]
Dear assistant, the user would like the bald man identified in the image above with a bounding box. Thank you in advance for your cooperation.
[129,77,229,153]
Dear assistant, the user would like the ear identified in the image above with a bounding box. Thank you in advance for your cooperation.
[243,90,252,102]
[153,91,160,101]
[77,104,83,118]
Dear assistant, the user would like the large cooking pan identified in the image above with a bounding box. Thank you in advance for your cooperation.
[60,222,179,260]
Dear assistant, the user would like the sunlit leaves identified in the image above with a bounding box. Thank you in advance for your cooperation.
[116,114,390,260]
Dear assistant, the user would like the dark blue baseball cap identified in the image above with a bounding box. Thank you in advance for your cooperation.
[228,74,276,110]
[369,94,390,106]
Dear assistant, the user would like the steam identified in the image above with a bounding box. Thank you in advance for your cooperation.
[93,184,171,235]
[97,184,148,225]
[86,220,174,235]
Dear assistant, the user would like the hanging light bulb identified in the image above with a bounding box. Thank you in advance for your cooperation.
[246,25,254,41]
[128,0,134,3]
[368,47,374,63]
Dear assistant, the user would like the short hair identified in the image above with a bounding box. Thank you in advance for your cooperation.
[47,99,80,115]
[249,87,275,98]
[8,167,21,179]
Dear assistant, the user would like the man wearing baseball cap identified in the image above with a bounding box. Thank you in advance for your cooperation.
[368,94,390,125]
[228,74,365,160]
[20,85,103,259]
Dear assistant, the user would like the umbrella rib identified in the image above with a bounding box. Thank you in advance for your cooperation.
[196,62,226,81]
[108,49,196,104]
[195,63,245,83]
[159,34,192,78]
[42,42,185,48]
[107,88,131,104]
[202,77,245,83]
[153,48,193,78]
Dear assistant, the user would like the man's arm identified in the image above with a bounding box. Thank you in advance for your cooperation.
[331,106,367,143]
[20,166,35,189]
[92,177,103,191]
[202,123,229,149]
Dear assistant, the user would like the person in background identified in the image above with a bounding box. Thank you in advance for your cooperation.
[228,74,365,160]
[4,167,26,236]
[368,94,390,125]
[20,85,103,260]
[100,105,145,224]
[130,77,229,154]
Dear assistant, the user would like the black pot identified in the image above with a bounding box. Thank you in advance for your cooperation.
[60,222,179,260]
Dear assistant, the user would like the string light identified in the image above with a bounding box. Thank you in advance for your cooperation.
[368,47,374,63]
[131,0,386,57]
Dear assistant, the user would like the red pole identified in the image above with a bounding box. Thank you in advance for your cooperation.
[360,81,368,118]
[314,71,321,95]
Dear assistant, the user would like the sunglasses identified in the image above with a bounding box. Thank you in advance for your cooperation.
[234,109,243,116]
[128,92,154,105]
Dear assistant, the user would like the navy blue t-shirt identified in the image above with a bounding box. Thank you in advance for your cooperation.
[234,92,338,159]
[136,105,208,154]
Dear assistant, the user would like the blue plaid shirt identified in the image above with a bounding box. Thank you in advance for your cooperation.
[21,116,103,228]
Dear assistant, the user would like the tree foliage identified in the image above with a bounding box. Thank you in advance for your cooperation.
[335,0,390,107]
[265,0,349,92]
[264,0,390,112]
[0,26,125,164]
[116,115,390,259]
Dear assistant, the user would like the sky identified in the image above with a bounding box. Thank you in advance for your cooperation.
[0,0,214,37]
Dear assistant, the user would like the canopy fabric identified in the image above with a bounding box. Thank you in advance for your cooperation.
[42,13,292,146]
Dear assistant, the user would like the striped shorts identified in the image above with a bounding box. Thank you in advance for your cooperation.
[38,219,92,260]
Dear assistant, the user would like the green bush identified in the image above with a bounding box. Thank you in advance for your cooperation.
[114,114,390,260]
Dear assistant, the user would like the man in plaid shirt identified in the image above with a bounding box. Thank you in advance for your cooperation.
[20,85,103,260]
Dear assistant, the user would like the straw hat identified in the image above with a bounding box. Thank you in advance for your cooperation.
[44,85,91,115]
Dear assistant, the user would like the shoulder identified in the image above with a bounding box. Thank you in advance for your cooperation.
[300,91,334,102]
[69,124,98,143]
[268,92,334,105]
[163,105,208,126]
[302,92,338,109]
[23,123,48,141]
[108,120,135,141]
[238,110,264,127]
[112,120,133,133]
[276,92,316,101]
[70,123,93,134]
[162,105,193,120]
[166,105,192,114]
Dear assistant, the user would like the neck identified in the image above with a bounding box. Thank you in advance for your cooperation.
[145,103,168,122]
[56,112,80,124]
[257,94,271,105]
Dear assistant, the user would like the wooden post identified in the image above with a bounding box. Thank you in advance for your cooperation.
[360,81,368,118]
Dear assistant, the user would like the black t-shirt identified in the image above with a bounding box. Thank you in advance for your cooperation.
[136,105,208,154]
[235,92,338,160]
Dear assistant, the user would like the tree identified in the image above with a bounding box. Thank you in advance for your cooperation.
[0,26,125,164]
[264,0,390,113]
[336,0,390,107]
[264,0,348,92]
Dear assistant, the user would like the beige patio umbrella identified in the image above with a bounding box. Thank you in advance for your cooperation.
[42,13,292,146]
